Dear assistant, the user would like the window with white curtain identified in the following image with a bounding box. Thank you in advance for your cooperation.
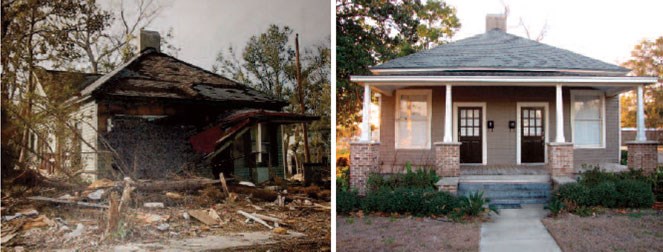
[395,89,431,149]
[571,90,605,148]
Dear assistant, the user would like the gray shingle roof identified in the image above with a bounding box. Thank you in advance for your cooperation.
[372,29,629,74]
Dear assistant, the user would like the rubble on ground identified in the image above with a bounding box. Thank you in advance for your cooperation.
[1,175,331,251]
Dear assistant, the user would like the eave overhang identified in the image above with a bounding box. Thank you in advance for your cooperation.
[350,75,658,96]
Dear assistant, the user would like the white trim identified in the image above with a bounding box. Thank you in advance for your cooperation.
[618,94,622,160]
[369,67,628,75]
[394,89,433,150]
[350,75,658,85]
[452,102,487,165]
[516,102,550,164]
[570,89,606,149]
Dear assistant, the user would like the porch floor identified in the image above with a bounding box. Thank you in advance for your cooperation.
[460,164,547,176]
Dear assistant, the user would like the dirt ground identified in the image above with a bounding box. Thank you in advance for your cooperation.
[336,214,481,252]
[542,210,663,252]
[1,180,331,251]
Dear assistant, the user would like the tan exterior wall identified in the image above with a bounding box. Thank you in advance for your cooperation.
[377,86,620,173]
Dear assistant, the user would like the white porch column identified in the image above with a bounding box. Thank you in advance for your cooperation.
[444,85,453,142]
[361,84,371,142]
[635,85,647,141]
[554,84,565,143]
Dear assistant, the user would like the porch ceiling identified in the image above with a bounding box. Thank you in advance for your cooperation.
[350,75,658,96]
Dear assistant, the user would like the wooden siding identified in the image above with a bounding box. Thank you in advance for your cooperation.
[77,101,98,181]
[378,86,620,172]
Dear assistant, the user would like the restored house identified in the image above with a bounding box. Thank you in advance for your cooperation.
[37,30,316,183]
[349,15,659,200]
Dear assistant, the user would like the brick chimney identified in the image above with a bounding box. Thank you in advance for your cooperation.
[486,14,506,32]
[139,29,160,52]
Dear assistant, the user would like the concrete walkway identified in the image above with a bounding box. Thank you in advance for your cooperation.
[480,204,561,252]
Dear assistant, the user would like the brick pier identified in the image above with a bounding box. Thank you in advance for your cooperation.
[626,141,659,175]
[349,142,380,196]
[547,142,574,177]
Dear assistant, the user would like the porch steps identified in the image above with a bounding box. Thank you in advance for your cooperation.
[458,175,551,209]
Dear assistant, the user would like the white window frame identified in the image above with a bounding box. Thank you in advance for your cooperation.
[516,102,549,164]
[394,89,432,150]
[452,102,487,165]
[570,89,606,149]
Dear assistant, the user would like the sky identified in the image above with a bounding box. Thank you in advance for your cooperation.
[140,0,331,71]
[444,0,663,65]
[113,0,662,70]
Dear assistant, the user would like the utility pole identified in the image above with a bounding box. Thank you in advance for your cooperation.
[295,34,311,164]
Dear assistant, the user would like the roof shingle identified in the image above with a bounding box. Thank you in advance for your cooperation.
[372,29,629,75]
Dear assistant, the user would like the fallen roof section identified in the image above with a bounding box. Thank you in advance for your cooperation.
[190,109,319,156]
[78,48,286,108]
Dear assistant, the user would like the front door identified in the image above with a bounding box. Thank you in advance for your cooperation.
[521,107,545,163]
[458,107,482,163]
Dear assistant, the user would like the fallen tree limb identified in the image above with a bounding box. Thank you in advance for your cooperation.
[237,210,273,229]
[27,196,109,209]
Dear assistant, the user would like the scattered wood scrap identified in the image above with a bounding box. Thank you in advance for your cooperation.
[26,196,109,209]
[188,210,218,226]
[237,210,273,229]
[219,173,230,198]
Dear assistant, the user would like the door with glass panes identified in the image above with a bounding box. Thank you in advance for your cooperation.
[458,107,482,163]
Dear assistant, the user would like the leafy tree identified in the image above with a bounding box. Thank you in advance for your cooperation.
[1,0,93,176]
[621,37,663,128]
[215,25,294,100]
[336,0,460,133]
[213,25,331,167]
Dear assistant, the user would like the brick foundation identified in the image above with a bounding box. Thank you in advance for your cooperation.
[626,141,659,175]
[349,142,380,196]
[434,142,461,177]
[547,143,574,177]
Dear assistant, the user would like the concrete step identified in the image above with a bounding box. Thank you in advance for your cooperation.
[458,178,552,207]
[458,183,551,191]
[459,189,550,199]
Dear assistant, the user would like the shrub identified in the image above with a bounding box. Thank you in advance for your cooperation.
[554,178,655,210]
[337,189,360,214]
[620,150,628,165]
[555,183,590,206]
[336,166,349,191]
[614,179,654,208]
[588,181,617,208]
[547,198,564,217]
[361,187,459,216]
[458,191,498,216]
[366,162,439,191]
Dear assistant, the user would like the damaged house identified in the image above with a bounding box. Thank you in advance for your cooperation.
[38,30,317,183]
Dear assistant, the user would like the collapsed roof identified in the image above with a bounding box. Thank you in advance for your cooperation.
[79,48,287,108]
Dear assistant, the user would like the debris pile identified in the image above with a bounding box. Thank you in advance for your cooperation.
[1,175,331,251]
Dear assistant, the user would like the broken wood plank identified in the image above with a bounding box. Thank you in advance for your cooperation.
[252,212,283,224]
[105,192,120,236]
[219,173,230,198]
[27,196,109,209]
[188,210,218,226]
[237,210,273,229]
